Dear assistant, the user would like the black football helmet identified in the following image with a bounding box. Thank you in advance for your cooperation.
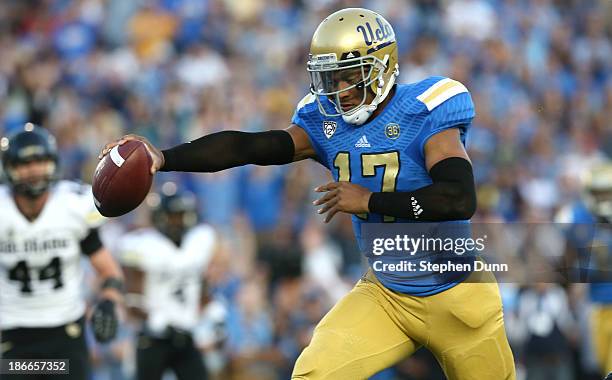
[604,372,612,380]
[1,123,59,198]
[149,182,198,246]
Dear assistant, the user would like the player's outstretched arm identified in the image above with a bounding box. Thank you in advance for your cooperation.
[99,125,316,174]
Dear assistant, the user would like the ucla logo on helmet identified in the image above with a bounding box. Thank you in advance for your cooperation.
[385,123,400,139]
[356,18,393,47]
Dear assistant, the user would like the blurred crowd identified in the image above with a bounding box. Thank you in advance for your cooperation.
[0,0,610,379]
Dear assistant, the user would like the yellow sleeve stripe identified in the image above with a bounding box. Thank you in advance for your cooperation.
[296,93,316,111]
[416,78,468,111]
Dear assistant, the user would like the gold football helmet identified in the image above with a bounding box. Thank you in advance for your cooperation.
[307,8,399,125]
[583,162,612,222]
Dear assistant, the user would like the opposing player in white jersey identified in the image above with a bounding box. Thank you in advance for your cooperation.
[0,124,123,380]
[119,184,216,380]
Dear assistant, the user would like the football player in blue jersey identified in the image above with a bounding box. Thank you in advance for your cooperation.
[557,162,612,376]
[100,8,515,379]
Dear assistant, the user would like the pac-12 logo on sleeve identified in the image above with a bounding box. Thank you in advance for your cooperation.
[323,121,337,139]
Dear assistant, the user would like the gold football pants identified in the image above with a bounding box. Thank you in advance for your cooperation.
[292,269,515,380]
[592,305,612,375]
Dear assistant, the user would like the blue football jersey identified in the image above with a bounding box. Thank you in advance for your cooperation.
[292,76,476,296]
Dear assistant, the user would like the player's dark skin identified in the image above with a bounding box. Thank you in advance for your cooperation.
[100,74,471,223]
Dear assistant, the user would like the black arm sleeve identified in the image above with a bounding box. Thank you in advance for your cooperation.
[159,130,295,172]
[80,228,103,256]
[368,157,476,221]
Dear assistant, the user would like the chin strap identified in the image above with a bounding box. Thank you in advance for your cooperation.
[342,62,399,125]
[342,104,376,125]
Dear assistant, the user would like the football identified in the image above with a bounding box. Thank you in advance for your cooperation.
[92,140,153,217]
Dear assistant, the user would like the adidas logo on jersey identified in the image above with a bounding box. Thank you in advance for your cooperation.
[411,196,423,219]
[355,135,371,148]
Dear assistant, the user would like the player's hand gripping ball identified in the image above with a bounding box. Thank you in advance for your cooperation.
[93,139,154,217]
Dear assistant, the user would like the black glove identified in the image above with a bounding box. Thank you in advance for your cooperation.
[91,299,118,343]
[604,372,612,380]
